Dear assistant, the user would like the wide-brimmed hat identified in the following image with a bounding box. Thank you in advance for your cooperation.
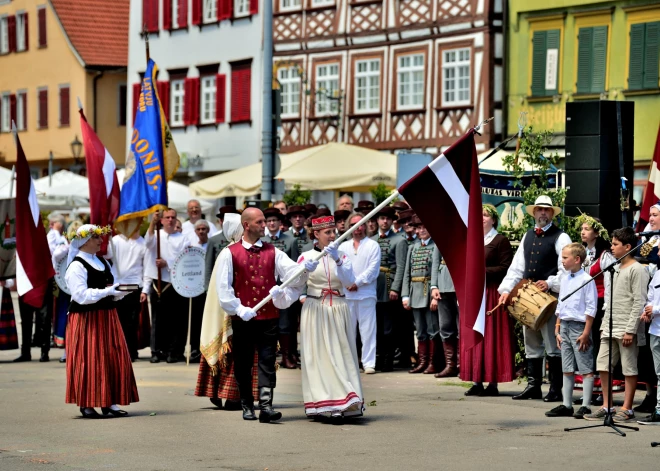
[525,195,561,218]
[315,207,332,217]
[304,204,317,217]
[263,207,285,222]
[392,201,410,211]
[375,206,398,221]
[311,215,335,231]
[216,205,238,219]
[410,215,424,227]
[287,205,306,218]
[333,209,350,222]
[397,209,415,225]
[356,200,375,214]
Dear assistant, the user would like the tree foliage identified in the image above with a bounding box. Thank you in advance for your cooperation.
[283,184,312,206]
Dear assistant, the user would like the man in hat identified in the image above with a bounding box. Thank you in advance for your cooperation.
[498,195,571,402]
[397,209,417,245]
[182,199,217,245]
[287,205,309,262]
[204,205,239,290]
[337,194,355,212]
[334,210,351,237]
[370,206,407,371]
[262,207,297,369]
[391,201,410,234]
[357,200,375,215]
[304,204,318,218]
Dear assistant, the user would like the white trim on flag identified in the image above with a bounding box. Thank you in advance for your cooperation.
[472,280,487,336]
[102,148,116,198]
[428,154,469,226]
[15,252,33,296]
[28,180,39,227]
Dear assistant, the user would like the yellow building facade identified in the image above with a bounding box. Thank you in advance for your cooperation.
[0,0,128,176]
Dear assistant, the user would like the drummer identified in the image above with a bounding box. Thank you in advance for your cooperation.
[498,195,571,402]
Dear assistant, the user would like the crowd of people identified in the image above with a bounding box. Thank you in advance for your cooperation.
[5,193,660,427]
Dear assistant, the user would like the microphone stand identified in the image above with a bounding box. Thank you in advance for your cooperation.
[563,240,644,437]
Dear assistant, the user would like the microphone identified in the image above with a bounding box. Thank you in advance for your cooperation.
[636,230,660,237]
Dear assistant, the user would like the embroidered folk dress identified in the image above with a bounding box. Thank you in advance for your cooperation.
[297,248,364,417]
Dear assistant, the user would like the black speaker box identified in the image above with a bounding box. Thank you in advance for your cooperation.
[565,134,634,173]
[564,204,630,234]
[566,101,635,137]
[564,170,622,206]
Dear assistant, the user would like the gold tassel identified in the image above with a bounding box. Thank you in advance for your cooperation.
[210,364,218,377]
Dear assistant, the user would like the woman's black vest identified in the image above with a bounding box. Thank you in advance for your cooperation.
[68,256,115,313]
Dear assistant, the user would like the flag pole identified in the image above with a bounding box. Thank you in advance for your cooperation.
[253,190,400,311]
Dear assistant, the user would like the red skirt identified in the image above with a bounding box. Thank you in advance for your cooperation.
[0,286,18,350]
[65,309,139,408]
[195,350,258,401]
[460,284,515,383]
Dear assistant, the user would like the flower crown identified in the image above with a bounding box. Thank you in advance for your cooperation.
[69,225,112,241]
[575,213,609,241]
[482,204,498,220]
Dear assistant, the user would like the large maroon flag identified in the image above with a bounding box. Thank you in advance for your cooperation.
[637,124,660,231]
[398,129,485,351]
[79,108,120,254]
[14,126,55,307]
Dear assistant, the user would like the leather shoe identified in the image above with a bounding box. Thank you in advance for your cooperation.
[13,354,31,362]
[543,390,563,403]
[464,384,484,396]
[224,400,242,411]
[59,356,66,363]
[149,355,160,364]
[39,352,50,362]
[258,387,282,423]
[512,385,542,400]
[210,398,223,408]
[242,405,257,421]
[166,355,179,364]
[101,407,128,417]
[480,385,500,397]
[80,407,102,419]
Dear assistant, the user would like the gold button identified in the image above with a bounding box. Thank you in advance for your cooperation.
[253,298,257,301]
[249,266,253,270]
[249,255,253,259]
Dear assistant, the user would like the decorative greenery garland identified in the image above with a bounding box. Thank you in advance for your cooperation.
[69,225,112,241]
[574,213,610,241]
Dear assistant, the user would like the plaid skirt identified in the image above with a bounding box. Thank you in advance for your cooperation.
[195,350,259,401]
[0,286,18,350]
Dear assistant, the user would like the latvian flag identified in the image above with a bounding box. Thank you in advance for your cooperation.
[13,124,55,308]
[79,107,120,255]
[637,123,660,231]
[398,129,485,351]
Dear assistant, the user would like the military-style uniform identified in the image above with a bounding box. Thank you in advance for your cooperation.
[204,231,230,290]
[289,227,309,262]
[430,246,460,377]
[371,229,407,371]
[261,230,295,260]
[402,239,440,374]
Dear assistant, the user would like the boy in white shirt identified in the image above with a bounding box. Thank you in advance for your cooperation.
[640,270,660,425]
[546,243,597,419]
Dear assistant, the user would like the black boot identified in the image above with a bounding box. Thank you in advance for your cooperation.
[14,349,31,362]
[241,398,257,421]
[258,387,282,423]
[512,358,543,400]
[380,337,394,372]
[543,357,563,403]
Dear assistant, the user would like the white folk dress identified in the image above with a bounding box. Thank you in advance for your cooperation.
[297,248,364,418]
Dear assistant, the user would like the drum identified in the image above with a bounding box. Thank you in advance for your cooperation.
[506,279,557,331]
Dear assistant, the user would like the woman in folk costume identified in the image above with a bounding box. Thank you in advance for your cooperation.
[64,225,139,419]
[462,205,514,396]
[195,213,258,410]
[293,215,364,421]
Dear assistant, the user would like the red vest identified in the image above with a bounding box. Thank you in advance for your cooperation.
[589,256,605,299]
[229,242,279,321]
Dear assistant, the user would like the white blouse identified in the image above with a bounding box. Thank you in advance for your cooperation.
[65,251,119,305]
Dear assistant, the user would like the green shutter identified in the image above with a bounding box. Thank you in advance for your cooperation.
[590,26,608,93]
[531,31,547,96]
[577,27,593,93]
[545,29,560,96]
[643,21,660,89]
[628,23,645,90]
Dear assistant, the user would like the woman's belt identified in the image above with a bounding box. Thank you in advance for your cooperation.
[411,276,431,296]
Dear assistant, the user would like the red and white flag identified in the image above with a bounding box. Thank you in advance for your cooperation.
[79,107,120,254]
[14,125,55,307]
[637,124,660,231]
[398,129,485,351]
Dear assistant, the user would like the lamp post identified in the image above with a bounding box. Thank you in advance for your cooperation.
[70,135,83,164]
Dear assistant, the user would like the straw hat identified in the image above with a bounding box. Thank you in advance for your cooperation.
[525,195,561,218]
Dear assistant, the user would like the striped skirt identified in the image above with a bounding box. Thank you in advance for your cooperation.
[65,308,139,408]
[0,286,18,350]
[195,350,259,401]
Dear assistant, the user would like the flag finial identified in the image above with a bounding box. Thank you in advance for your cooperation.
[473,117,494,135]
[77,96,83,111]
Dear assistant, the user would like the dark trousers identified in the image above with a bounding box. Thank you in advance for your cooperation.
[191,293,206,354]
[438,292,459,341]
[150,284,188,357]
[18,288,53,355]
[394,302,415,358]
[116,289,141,358]
[280,301,300,335]
[231,317,279,402]
[376,301,395,359]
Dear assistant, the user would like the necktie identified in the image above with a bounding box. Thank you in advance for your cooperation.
[535,228,543,236]
[379,234,387,239]
[272,236,278,241]
[248,245,260,253]
[294,232,300,237]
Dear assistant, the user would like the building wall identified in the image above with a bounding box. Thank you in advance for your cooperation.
[93,71,128,164]
[508,0,660,164]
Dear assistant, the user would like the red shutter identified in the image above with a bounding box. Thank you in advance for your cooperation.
[192,0,202,25]
[186,77,200,125]
[218,0,232,20]
[38,8,47,47]
[216,74,226,123]
[132,82,141,123]
[157,81,170,122]
[163,0,172,30]
[59,87,70,126]
[21,93,27,130]
[144,0,159,33]
[178,0,188,28]
[38,89,48,128]
[231,64,251,122]
[250,0,258,15]
[23,13,29,51]
[9,95,16,127]
[8,15,16,53]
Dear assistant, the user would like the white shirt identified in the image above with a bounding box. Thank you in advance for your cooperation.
[498,223,571,294]
[215,238,307,317]
[107,234,150,294]
[65,251,119,306]
[339,237,381,301]
[192,241,208,251]
[556,268,598,322]
[268,230,282,239]
[182,219,217,239]
[144,229,189,284]
[645,270,660,337]
[47,229,67,257]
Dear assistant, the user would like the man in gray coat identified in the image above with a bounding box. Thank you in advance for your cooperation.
[431,244,460,378]
[370,206,407,372]
[204,205,239,290]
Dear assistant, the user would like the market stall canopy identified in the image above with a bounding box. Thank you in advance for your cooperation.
[0,166,15,199]
[478,148,565,175]
[190,161,263,198]
[34,170,89,209]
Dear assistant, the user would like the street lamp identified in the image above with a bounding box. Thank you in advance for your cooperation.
[70,135,83,164]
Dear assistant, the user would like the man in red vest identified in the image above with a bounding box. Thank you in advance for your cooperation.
[215,207,318,422]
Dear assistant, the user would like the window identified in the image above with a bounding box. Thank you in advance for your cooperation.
[0,94,9,132]
[172,0,179,27]
[203,0,217,22]
[231,62,251,123]
[118,85,127,126]
[315,63,339,115]
[442,48,471,105]
[38,88,48,129]
[311,0,334,6]
[530,30,560,97]
[171,0,187,28]
[170,79,185,126]
[37,6,47,47]
[280,0,301,11]
[576,26,608,94]
[628,22,660,91]
[59,85,70,127]
[200,75,217,124]
[278,67,300,117]
[397,54,424,109]
[16,12,26,52]
[235,0,249,17]
[17,91,26,131]
[355,59,380,113]
[0,16,8,54]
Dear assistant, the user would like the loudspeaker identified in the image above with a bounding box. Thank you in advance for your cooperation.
[565,134,634,172]
[566,101,634,137]
[564,170,621,206]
